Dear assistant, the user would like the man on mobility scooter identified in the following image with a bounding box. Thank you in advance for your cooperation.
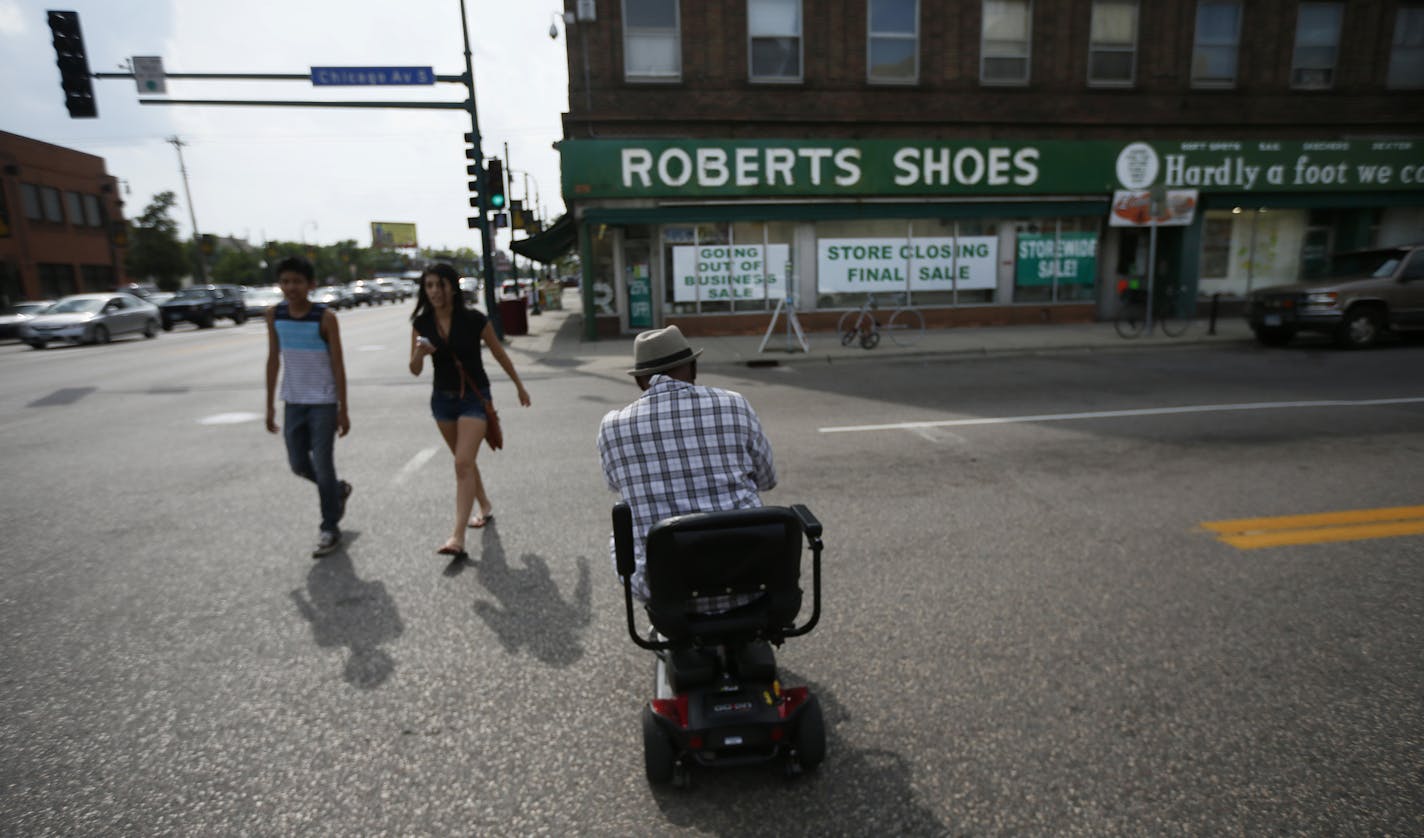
[597,326,826,787]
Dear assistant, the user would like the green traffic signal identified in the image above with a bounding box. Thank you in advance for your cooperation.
[485,158,506,210]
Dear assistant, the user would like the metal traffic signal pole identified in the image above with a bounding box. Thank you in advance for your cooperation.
[459,0,503,338]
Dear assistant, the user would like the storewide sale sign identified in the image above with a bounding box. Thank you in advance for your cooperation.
[671,244,788,302]
[817,238,998,293]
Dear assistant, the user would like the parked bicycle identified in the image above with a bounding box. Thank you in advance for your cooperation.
[836,293,925,348]
[1114,284,1190,339]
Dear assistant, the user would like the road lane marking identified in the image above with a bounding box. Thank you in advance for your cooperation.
[198,411,261,425]
[817,396,1424,434]
[1203,505,1424,549]
[392,446,439,486]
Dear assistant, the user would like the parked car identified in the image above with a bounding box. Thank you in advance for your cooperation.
[243,286,284,319]
[312,285,353,309]
[1248,242,1424,348]
[0,300,56,340]
[20,293,160,348]
[160,284,247,330]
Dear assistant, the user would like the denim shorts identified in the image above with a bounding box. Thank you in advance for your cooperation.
[431,387,491,422]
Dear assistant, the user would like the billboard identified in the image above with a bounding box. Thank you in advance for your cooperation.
[371,221,418,249]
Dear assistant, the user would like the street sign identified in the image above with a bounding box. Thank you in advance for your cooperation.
[132,56,166,94]
[310,67,435,86]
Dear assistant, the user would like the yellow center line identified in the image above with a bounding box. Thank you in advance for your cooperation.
[1202,504,1424,549]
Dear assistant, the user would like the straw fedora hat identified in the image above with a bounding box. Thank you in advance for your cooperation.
[627,325,703,376]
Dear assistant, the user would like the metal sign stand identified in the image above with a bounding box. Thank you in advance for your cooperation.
[757,265,808,354]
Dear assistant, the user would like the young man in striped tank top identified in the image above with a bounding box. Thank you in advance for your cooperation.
[265,256,352,557]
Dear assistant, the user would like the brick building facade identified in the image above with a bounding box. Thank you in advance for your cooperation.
[0,131,127,307]
[545,1,1424,338]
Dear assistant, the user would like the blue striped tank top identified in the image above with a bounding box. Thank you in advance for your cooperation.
[274,301,337,404]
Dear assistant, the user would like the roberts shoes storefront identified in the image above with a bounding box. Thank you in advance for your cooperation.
[556,138,1424,339]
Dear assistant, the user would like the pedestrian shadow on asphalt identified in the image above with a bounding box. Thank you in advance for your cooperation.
[290,534,405,689]
[648,669,948,836]
[466,521,593,667]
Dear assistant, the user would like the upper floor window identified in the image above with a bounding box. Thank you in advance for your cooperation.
[63,191,84,225]
[1088,0,1138,86]
[1292,2,1343,89]
[749,0,802,82]
[82,194,103,227]
[868,0,919,84]
[623,0,681,82]
[39,186,63,223]
[20,183,42,220]
[981,0,1031,85]
[1191,1,1242,87]
[1388,6,1424,88]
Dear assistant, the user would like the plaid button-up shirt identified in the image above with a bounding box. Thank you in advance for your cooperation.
[597,374,777,612]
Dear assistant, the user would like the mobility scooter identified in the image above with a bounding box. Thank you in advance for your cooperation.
[612,501,826,786]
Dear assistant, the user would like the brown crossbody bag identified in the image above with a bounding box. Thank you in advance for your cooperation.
[437,334,503,451]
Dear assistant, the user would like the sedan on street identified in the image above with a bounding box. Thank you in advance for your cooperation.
[242,286,285,319]
[0,300,56,340]
[20,293,161,349]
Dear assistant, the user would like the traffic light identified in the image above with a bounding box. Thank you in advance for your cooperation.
[465,132,482,228]
[47,11,97,118]
[485,158,506,210]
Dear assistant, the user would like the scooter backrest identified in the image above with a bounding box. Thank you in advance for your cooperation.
[644,506,804,639]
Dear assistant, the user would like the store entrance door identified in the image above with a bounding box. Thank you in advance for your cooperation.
[623,241,654,332]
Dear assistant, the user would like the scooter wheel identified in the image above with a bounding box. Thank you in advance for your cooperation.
[641,705,678,785]
[794,695,826,771]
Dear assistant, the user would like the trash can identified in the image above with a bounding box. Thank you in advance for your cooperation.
[498,298,528,336]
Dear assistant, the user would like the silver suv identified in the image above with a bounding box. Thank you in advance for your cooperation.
[1248,243,1424,348]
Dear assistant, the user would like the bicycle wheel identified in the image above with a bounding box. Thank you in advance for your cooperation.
[836,310,861,346]
[887,307,925,346]
[1158,312,1190,337]
[1114,304,1145,339]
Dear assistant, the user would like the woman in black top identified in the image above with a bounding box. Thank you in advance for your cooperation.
[409,264,530,558]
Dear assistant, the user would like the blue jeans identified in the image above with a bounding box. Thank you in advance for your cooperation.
[284,403,343,533]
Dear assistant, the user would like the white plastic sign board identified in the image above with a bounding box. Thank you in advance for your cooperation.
[817,237,998,293]
[671,244,788,302]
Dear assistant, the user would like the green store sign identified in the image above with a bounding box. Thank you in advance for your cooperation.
[560,139,1424,199]
[1015,233,1097,287]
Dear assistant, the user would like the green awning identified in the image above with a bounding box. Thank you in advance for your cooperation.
[510,214,576,264]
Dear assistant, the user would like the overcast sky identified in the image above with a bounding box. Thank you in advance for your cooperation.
[1,0,570,254]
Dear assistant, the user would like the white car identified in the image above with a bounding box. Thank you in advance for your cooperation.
[21,292,161,349]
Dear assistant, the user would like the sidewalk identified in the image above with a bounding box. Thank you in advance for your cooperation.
[501,293,1257,374]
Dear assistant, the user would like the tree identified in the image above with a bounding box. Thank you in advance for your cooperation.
[211,247,264,285]
[125,192,187,291]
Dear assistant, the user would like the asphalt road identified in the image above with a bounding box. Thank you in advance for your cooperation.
[1,305,1421,836]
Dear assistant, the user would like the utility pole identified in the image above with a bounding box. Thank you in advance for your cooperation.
[167,136,207,283]
[460,0,503,338]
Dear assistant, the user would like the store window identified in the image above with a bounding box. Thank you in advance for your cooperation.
[1388,6,1424,88]
[1011,219,1100,303]
[589,224,619,321]
[1088,0,1137,86]
[868,0,918,84]
[624,0,681,81]
[38,263,75,298]
[662,222,794,315]
[815,217,1003,309]
[981,0,1031,85]
[1191,1,1242,87]
[749,0,802,82]
[81,265,113,292]
[1200,215,1233,278]
[1292,2,1343,89]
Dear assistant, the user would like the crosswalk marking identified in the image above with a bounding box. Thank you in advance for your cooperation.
[1203,505,1424,549]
